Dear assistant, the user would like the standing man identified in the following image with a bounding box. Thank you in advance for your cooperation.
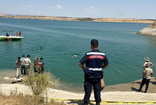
[34,57,39,73]
[79,39,109,105]
[15,57,21,79]
[38,57,45,74]
[139,63,153,93]
[20,55,26,76]
[24,55,31,76]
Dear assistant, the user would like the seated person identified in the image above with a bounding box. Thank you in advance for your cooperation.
[6,33,9,37]
[16,32,19,36]
[19,31,22,36]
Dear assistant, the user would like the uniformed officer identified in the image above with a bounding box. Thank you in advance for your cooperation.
[79,39,109,105]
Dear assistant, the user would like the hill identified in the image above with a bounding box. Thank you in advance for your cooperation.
[0,15,155,23]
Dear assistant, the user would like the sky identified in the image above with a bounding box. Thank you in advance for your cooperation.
[0,0,156,19]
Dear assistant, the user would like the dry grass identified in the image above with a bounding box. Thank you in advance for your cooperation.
[0,94,65,105]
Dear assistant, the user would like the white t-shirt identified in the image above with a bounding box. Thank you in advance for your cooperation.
[143,67,153,79]
[24,58,31,66]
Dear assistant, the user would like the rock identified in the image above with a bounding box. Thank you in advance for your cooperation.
[136,21,156,35]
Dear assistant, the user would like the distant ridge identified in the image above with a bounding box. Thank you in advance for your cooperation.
[136,21,156,35]
[0,15,155,23]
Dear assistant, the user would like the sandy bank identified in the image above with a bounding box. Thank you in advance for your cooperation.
[1,15,155,23]
[0,75,156,105]
[0,84,156,105]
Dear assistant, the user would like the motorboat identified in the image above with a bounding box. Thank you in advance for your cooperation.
[0,30,24,41]
[0,35,23,41]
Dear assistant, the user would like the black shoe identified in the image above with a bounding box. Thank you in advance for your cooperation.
[138,89,142,92]
[96,102,100,105]
[82,102,88,105]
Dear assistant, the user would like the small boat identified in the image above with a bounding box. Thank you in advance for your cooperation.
[0,35,23,41]
[0,30,23,41]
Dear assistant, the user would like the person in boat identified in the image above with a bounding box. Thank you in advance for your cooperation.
[16,32,19,36]
[19,31,22,36]
[6,33,9,37]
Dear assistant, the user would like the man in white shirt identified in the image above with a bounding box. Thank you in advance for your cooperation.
[139,63,153,93]
[24,55,31,76]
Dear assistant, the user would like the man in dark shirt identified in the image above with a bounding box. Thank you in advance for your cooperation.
[79,39,109,105]
[38,57,45,74]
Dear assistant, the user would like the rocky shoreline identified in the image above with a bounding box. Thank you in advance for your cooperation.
[137,21,156,36]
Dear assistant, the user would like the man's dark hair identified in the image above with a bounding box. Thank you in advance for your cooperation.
[145,63,150,68]
[22,55,25,57]
[40,57,43,60]
[27,55,30,57]
[91,39,98,48]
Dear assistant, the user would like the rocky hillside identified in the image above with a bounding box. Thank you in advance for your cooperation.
[136,21,156,35]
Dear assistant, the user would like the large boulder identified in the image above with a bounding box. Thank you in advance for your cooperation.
[136,21,156,35]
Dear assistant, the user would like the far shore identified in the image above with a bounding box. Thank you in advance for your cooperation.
[0,15,155,23]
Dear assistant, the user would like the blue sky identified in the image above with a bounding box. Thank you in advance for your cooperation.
[0,0,155,19]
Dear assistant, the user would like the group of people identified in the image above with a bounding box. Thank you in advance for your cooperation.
[15,55,45,79]
[79,39,154,105]
[33,57,45,74]
[15,31,22,36]
[6,31,22,37]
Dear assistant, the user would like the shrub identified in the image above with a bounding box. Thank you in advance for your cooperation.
[24,65,50,96]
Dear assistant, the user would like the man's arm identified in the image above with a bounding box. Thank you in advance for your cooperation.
[79,63,85,72]
[102,56,109,69]
[102,65,109,69]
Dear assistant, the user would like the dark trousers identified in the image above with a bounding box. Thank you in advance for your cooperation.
[21,65,26,75]
[25,66,30,76]
[84,74,101,103]
[139,78,150,92]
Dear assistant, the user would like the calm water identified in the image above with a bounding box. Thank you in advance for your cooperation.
[0,18,156,91]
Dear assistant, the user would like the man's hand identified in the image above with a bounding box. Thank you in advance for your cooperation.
[79,63,85,72]
[102,65,109,69]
